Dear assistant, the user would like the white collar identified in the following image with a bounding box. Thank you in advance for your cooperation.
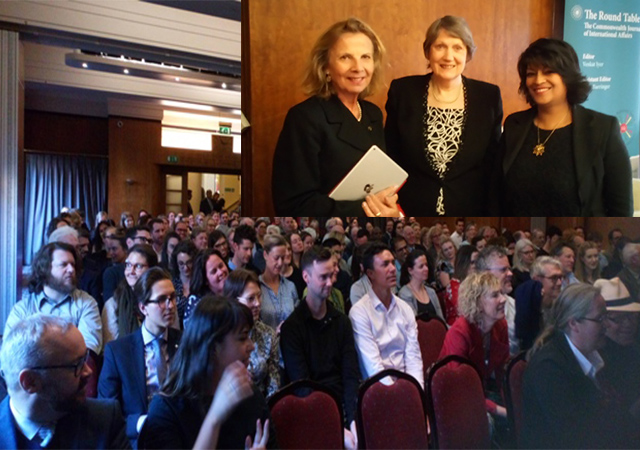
[564,333,604,380]
[9,398,52,442]
[141,322,168,346]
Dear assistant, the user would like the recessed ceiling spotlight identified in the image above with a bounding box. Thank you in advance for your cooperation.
[221,83,227,89]
[175,77,180,82]
[82,63,88,68]
[123,69,129,74]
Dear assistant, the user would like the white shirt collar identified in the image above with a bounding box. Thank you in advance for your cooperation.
[9,398,50,442]
[369,288,397,312]
[564,333,604,380]
[141,322,168,346]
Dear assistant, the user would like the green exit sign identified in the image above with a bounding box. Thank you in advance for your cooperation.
[219,126,231,134]
[167,155,179,163]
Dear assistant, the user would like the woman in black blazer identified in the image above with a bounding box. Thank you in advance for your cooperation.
[272,18,398,217]
[385,15,503,216]
[496,38,632,216]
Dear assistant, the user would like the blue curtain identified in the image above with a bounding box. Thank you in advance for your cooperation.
[23,153,108,264]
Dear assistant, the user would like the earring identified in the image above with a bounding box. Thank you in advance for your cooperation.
[326,73,331,82]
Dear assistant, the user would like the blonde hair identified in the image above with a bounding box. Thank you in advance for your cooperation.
[457,272,501,324]
[302,17,386,99]
[575,241,601,284]
[512,238,535,272]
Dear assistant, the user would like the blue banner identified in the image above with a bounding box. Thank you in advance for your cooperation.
[564,0,640,157]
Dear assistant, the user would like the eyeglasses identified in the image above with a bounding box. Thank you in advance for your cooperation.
[29,349,90,377]
[543,275,563,283]
[214,242,228,249]
[177,260,193,268]
[487,266,511,274]
[125,262,149,271]
[147,292,177,307]
[134,237,153,244]
[582,315,606,324]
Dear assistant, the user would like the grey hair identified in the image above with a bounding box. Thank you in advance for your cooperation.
[265,225,281,236]
[531,256,562,279]
[48,225,79,244]
[0,314,73,392]
[622,243,640,266]
[529,283,601,357]
[512,239,535,272]
[475,245,508,272]
[423,15,477,62]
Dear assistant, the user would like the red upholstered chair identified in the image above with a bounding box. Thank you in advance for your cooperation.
[85,350,101,398]
[504,352,528,447]
[426,355,490,449]
[416,315,448,376]
[268,380,343,449]
[356,369,428,449]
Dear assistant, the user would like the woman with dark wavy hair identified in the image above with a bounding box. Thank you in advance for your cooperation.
[183,249,229,322]
[142,296,275,449]
[496,38,632,216]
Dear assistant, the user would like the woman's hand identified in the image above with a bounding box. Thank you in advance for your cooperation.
[209,361,253,422]
[344,421,358,450]
[362,186,401,217]
[494,405,507,418]
[245,419,269,450]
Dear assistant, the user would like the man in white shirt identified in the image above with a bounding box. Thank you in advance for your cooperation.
[450,218,465,248]
[348,242,424,388]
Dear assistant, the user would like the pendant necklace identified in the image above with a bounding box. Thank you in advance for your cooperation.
[533,109,569,156]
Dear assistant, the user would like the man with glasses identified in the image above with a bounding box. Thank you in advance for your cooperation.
[99,268,181,448]
[476,245,519,355]
[0,314,129,449]
[515,256,564,350]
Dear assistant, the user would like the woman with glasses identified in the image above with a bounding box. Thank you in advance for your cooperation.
[102,244,158,344]
[224,269,280,398]
[183,249,229,323]
[170,240,197,324]
[142,296,274,449]
[208,230,230,261]
[522,283,637,448]
[512,238,536,291]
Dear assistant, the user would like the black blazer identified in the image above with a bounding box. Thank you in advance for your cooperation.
[385,74,503,215]
[497,105,633,216]
[272,95,385,216]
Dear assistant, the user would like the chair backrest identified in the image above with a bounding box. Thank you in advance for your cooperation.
[85,351,101,398]
[416,315,448,376]
[504,352,528,447]
[427,355,490,449]
[357,369,428,449]
[268,380,343,449]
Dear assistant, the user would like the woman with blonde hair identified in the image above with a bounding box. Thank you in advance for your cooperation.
[435,236,457,291]
[575,241,601,285]
[272,18,399,217]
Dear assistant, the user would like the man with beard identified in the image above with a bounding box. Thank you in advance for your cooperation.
[349,242,424,388]
[281,247,360,449]
[5,242,102,356]
[0,315,129,449]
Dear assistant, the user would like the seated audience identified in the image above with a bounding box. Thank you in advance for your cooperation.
[141,296,275,449]
[104,227,152,302]
[349,242,424,387]
[511,238,536,291]
[228,224,259,274]
[170,239,197,323]
[444,244,478,325]
[160,231,180,273]
[551,241,579,289]
[208,230,230,261]
[618,242,640,301]
[435,237,456,291]
[99,268,181,448]
[102,244,157,344]
[522,283,638,448]
[259,234,299,330]
[398,249,445,321]
[191,227,209,251]
[148,218,167,261]
[184,249,229,322]
[0,315,128,449]
[223,269,280,399]
[515,256,563,351]
[280,247,360,448]
[439,272,509,420]
[282,240,305,299]
[575,241,602,285]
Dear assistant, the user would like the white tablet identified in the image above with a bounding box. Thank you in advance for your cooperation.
[329,145,408,201]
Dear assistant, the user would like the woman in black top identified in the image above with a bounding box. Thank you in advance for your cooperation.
[497,38,632,216]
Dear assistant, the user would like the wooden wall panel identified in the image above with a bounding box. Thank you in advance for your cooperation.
[246,0,558,216]
[24,110,108,155]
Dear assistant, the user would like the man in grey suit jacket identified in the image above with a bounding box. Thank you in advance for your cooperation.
[0,314,129,449]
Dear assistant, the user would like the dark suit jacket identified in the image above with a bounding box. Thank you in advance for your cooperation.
[272,95,385,216]
[98,327,181,446]
[103,263,126,302]
[617,266,640,302]
[497,105,633,216]
[385,74,503,215]
[522,331,635,448]
[0,396,130,449]
[199,198,213,215]
[514,279,543,351]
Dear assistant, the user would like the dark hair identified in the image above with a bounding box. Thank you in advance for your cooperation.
[208,230,228,248]
[125,225,150,242]
[608,228,623,242]
[134,267,172,308]
[356,228,370,240]
[161,295,253,398]
[471,235,485,247]
[300,246,333,273]
[453,245,478,280]
[391,235,407,250]
[106,228,127,251]
[149,218,165,230]
[546,225,562,239]
[233,224,257,245]
[224,268,260,299]
[91,219,112,252]
[170,239,197,279]
[400,249,427,286]
[322,238,342,249]
[550,240,575,258]
[517,38,591,106]
[190,249,226,297]
[190,226,208,241]
[28,242,81,294]
[161,231,181,273]
[45,217,70,239]
[362,241,390,272]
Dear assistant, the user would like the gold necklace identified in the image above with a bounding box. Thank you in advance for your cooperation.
[533,110,569,156]
[430,80,462,104]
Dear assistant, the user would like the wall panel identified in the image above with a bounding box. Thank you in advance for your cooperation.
[246,0,558,215]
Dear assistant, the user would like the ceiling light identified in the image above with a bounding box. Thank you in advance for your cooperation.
[123,69,129,74]
[221,83,227,89]
[161,100,214,111]
[82,63,88,68]
[175,77,180,82]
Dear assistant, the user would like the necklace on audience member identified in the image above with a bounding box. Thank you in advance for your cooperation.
[430,80,462,104]
[356,100,362,122]
[533,110,569,156]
